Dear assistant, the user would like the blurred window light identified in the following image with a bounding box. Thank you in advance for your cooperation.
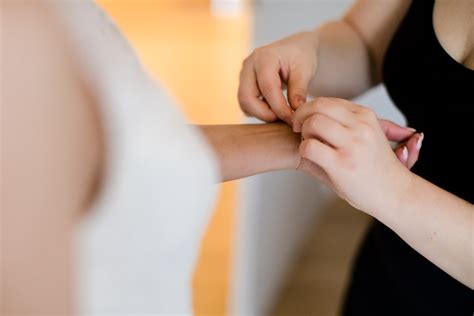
[211,0,243,17]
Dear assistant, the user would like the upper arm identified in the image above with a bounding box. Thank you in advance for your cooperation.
[343,0,411,82]
[1,2,102,313]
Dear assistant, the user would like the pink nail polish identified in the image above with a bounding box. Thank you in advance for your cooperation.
[416,133,424,150]
[402,146,408,161]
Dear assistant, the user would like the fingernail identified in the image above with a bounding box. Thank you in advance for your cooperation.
[416,133,424,150]
[402,146,408,161]
[296,95,306,105]
[407,127,417,133]
[295,95,306,106]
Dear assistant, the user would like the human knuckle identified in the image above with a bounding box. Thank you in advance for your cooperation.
[361,107,376,119]
[313,97,328,108]
[252,47,268,59]
[337,150,354,170]
[258,80,273,95]
[308,114,322,128]
[356,123,374,141]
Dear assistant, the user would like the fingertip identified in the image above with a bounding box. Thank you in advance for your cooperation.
[416,132,424,150]
[291,116,300,132]
[405,133,422,168]
[402,146,408,162]
[380,119,418,142]
[394,145,409,167]
[276,107,294,126]
[261,108,278,122]
[241,99,278,122]
[261,104,278,122]
[290,94,306,110]
[394,146,403,161]
[406,132,423,151]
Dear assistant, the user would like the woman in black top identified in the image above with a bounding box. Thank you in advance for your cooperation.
[238,0,473,314]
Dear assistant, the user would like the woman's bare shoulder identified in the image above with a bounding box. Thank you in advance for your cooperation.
[2,3,102,312]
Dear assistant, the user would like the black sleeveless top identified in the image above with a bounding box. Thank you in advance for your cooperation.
[342,1,474,315]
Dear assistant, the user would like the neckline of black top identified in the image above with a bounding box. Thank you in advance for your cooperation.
[430,0,474,72]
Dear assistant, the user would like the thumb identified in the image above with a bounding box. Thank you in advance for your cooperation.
[287,69,312,110]
[378,119,416,142]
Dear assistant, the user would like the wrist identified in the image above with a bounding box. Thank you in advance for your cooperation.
[267,123,301,170]
[373,167,417,223]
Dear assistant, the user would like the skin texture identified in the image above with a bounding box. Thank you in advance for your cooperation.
[238,0,474,120]
[294,98,473,289]
[4,0,470,313]
[200,121,418,182]
[1,3,420,313]
[199,124,300,182]
[238,0,474,288]
[2,2,102,314]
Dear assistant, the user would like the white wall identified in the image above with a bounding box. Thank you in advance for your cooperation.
[231,1,405,315]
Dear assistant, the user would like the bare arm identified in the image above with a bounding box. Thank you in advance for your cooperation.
[310,0,411,97]
[295,98,473,289]
[238,0,411,122]
[1,5,301,312]
[381,175,474,289]
[199,124,300,182]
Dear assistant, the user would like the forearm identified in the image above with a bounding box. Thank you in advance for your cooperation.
[198,123,300,182]
[378,174,474,289]
[309,20,374,99]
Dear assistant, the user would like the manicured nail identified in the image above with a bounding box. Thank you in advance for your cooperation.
[295,95,306,107]
[416,133,424,150]
[402,146,408,162]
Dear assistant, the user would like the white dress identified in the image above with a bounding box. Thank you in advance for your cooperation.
[50,1,218,314]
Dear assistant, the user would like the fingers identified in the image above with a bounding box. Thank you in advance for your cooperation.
[299,138,336,171]
[394,133,423,169]
[297,158,333,188]
[405,133,423,169]
[238,60,278,122]
[379,119,416,142]
[287,65,312,110]
[293,97,356,132]
[301,114,348,148]
[394,145,409,167]
[254,56,293,124]
[294,97,424,170]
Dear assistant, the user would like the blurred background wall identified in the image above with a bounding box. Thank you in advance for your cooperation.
[97,1,405,315]
[234,1,405,315]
